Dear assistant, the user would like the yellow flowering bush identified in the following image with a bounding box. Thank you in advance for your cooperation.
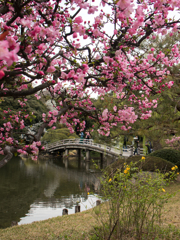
[164,165,179,181]
[171,165,178,171]
[124,165,130,174]
[94,158,174,240]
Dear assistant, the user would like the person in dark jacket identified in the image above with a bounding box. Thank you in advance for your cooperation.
[133,136,139,155]
[145,140,151,154]
[123,136,128,151]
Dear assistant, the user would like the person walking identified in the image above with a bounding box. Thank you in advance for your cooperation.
[133,136,139,155]
[123,136,128,151]
[145,140,151,154]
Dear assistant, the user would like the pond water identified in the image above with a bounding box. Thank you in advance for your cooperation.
[0,155,106,228]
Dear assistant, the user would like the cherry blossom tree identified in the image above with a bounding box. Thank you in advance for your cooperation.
[0,0,180,167]
[165,136,180,151]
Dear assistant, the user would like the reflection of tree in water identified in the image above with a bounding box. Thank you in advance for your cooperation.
[47,159,101,208]
[0,157,50,228]
[0,156,102,228]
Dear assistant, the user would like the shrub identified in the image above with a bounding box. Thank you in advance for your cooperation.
[127,155,175,172]
[105,155,174,178]
[91,159,175,240]
[41,127,77,143]
[149,148,180,168]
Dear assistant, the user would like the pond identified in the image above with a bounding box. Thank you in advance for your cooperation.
[0,154,107,229]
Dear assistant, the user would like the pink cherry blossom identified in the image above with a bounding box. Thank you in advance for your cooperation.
[0,70,5,79]
[74,16,83,24]
[47,66,56,73]
[73,32,78,38]
[0,0,179,167]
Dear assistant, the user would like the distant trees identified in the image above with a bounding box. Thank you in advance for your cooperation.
[0,96,48,126]
[41,126,78,144]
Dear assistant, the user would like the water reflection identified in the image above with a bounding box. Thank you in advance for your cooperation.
[0,155,103,228]
[19,194,99,225]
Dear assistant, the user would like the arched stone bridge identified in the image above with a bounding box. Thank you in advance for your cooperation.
[45,139,145,160]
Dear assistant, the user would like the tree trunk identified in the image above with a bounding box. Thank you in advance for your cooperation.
[0,145,16,168]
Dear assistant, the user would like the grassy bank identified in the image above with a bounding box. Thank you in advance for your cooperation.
[1,182,180,240]
[0,207,97,240]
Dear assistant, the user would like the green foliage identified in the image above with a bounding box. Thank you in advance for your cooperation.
[41,127,77,143]
[0,96,48,126]
[149,149,180,168]
[127,155,175,172]
[135,35,180,148]
[91,159,177,240]
[105,156,175,178]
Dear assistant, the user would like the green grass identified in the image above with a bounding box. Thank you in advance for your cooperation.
[1,182,180,240]
[0,209,97,240]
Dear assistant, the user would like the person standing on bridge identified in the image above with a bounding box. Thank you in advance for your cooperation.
[133,136,139,155]
[79,131,84,143]
[123,136,128,151]
[145,140,151,154]
[85,132,90,143]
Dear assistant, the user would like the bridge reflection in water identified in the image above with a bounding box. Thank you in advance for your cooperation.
[18,156,102,226]
[0,140,144,228]
[0,155,103,228]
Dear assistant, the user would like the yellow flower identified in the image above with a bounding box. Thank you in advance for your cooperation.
[162,188,165,192]
[141,156,145,160]
[124,169,128,174]
[108,178,112,182]
[87,192,89,195]
[177,173,179,175]
[171,166,176,171]
[175,165,178,169]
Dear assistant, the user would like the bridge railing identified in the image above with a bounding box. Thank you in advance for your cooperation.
[45,139,146,157]
[45,139,93,149]
[45,138,121,153]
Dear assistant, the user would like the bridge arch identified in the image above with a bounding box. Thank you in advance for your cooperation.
[45,138,122,158]
[45,139,138,161]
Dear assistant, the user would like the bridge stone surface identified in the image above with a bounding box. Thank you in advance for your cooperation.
[45,139,145,158]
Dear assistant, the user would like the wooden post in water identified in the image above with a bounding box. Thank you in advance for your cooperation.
[64,149,69,157]
[96,200,101,206]
[11,221,18,227]
[86,150,90,161]
[78,150,81,168]
[64,158,68,168]
[77,148,81,161]
[75,205,80,213]
[62,208,68,215]
[85,161,89,171]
